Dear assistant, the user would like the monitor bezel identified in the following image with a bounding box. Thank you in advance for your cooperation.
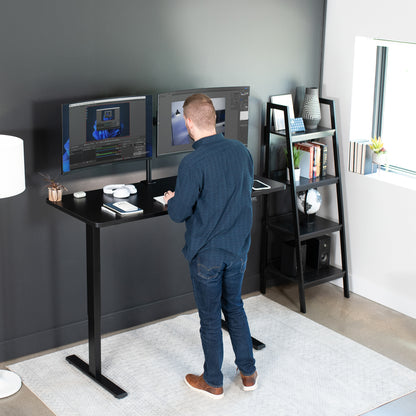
[61,95,153,174]
[156,86,249,157]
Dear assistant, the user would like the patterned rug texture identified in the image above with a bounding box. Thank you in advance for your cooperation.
[9,295,416,416]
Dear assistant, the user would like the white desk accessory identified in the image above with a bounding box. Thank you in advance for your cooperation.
[102,201,143,216]
[103,184,137,198]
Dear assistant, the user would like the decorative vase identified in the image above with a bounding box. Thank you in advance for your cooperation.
[48,187,62,202]
[301,87,321,130]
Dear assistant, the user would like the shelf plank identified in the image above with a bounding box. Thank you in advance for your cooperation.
[273,174,339,191]
[270,126,335,142]
[268,214,342,240]
[265,263,345,288]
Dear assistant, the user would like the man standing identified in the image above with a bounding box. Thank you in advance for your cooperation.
[163,93,257,399]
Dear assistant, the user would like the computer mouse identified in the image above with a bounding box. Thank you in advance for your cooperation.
[113,187,131,198]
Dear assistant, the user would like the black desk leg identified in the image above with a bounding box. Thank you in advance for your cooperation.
[260,194,268,294]
[66,225,127,399]
[221,319,265,350]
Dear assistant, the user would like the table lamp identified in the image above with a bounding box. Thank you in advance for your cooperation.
[0,134,25,398]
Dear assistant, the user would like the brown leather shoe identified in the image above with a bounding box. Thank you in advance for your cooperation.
[240,370,258,391]
[184,374,224,399]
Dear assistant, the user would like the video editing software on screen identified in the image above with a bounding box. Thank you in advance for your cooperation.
[62,96,152,173]
[157,86,249,157]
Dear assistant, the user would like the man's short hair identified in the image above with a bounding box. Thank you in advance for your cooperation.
[183,94,216,130]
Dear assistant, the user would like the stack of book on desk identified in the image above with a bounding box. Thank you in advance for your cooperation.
[348,140,377,175]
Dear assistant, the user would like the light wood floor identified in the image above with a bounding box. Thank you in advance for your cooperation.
[1,283,415,415]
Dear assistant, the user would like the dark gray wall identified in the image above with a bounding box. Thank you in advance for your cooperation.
[0,0,325,361]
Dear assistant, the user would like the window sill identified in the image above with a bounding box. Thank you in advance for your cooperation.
[365,169,416,191]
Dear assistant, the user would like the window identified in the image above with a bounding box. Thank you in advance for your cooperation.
[374,41,416,174]
[350,38,416,175]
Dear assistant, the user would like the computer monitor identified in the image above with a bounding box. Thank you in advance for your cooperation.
[62,95,152,173]
[156,86,249,157]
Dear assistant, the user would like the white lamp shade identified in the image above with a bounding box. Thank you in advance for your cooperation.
[0,135,26,199]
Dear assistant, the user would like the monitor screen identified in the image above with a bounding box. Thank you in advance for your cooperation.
[62,95,152,173]
[157,86,249,157]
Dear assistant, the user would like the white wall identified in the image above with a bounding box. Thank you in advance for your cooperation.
[322,0,416,318]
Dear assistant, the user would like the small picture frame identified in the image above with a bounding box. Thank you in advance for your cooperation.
[270,94,295,131]
[289,117,306,132]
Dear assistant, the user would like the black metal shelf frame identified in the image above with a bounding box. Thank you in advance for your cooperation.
[268,214,343,241]
[266,263,345,288]
[261,98,349,313]
[270,172,339,192]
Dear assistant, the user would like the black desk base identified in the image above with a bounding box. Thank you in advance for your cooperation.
[65,321,264,399]
[66,355,127,399]
[221,319,265,350]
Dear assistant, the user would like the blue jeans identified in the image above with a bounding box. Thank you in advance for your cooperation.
[189,250,256,387]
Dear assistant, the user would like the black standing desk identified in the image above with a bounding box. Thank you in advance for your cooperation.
[46,175,284,398]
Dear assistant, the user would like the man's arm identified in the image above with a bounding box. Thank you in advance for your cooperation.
[166,161,200,223]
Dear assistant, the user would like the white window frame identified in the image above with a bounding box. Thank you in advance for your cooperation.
[350,37,416,177]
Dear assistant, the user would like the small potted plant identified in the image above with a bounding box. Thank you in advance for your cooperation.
[285,146,303,182]
[39,173,67,202]
[370,136,387,166]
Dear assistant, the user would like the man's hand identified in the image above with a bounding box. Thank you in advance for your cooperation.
[163,190,175,203]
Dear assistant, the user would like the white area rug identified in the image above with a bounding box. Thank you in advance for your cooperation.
[10,295,416,416]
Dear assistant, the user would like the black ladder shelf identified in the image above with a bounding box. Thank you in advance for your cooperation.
[260,98,349,313]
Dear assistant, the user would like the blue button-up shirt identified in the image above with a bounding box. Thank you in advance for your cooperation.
[168,134,254,262]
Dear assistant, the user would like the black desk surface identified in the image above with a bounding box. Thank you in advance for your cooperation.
[47,175,284,228]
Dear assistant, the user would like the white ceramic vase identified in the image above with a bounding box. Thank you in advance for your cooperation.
[301,87,321,130]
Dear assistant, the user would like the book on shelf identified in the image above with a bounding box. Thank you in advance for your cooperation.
[295,141,328,179]
[295,142,314,179]
[311,142,321,177]
[354,141,360,172]
[349,140,363,173]
[349,140,355,172]
[312,141,328,176]
[356,140,366,173]
[348,140,377,175]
